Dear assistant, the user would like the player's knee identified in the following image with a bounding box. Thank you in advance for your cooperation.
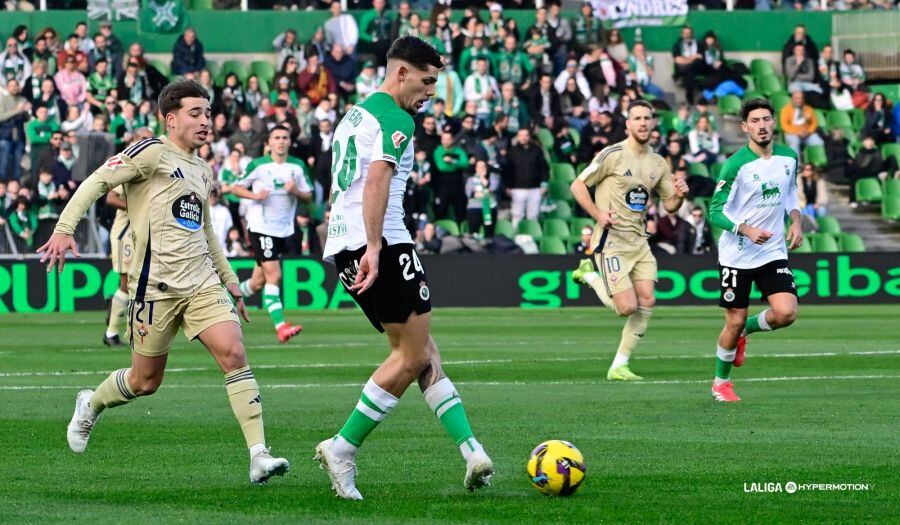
[220,342,249,370]
[399,352,430,379]
[616,304,637,317]
[773,309,797,327]
[638,295,656,310]
[725,316,746,334]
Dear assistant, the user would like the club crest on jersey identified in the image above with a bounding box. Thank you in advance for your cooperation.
[172,192,203,231]
[625,185,650,211]
[391,130,407,149]
[715,180,726,192]
[105,155,123,168]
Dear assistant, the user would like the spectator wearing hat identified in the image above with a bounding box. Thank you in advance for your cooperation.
[171,27,207,77]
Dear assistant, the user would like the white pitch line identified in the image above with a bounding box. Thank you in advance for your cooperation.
[1,374,899,391]
[1,350,898,379]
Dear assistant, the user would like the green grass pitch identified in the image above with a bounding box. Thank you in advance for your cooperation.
[1,305,897,524]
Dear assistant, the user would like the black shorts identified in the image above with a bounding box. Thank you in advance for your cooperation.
[718,259,798,309]
[248,231,288,265]
[334,242,432,332]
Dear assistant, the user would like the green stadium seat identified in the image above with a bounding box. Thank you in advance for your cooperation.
[839,233,866,253]
[205,60,221,79]
[850,108,865,131]
[827,110,853,130]
[688,163,710,178]
[757,75,784,96]
[517,219,543,240]
[882,196,900,221]
[539,236,568,255]
[855,178,883,204]
[569,128,580,148]
[884,178,900,198]
[149,59,170,79]
[816,215,841,234]
[434,219,460,236]
[791,238,812,253]
[742,89,763,101]
[191,0,213,9]
[221,60,250,83]
[544,201,572,220]
[495,219,515,238]
[882,143,900,163]
[869,84,900,103]
[750,59,775,78]
[570,218,594,236]
[804,145,827,167]
[250,61,276,84]
[542,219,570,239]
[550,163,576,183]
[813,109,829,132]
[772,92,792,113]
[811,233,839,253]
[536,128,554,150]
[549,180,573,202]
[718,94,742,115]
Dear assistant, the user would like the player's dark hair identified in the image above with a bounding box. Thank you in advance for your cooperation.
[157,79,210,118]
[740,98,775,122]
[268,124,291,139]
[387,36,443,71]
[627,99,655,118]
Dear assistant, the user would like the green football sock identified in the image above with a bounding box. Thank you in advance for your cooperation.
[745,308,772,335]
[423,378,484,462]
[263,284,285,329]
[716,345,736,380]
[338,378,398,447]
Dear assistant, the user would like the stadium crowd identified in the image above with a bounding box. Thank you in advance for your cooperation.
[1,1,898,258]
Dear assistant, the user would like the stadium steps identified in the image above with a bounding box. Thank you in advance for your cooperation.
[826,183,900,252]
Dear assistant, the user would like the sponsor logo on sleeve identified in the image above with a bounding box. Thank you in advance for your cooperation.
[391,130,407,149]
[171,192,203,231]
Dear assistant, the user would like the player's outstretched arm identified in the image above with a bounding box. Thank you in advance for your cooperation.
[36,233,80,273]
[351,160,393,294]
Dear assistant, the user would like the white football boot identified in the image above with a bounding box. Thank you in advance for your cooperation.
[67,389,99,453]
[249,448,290,484]
[464,450,494,491]
[314,438,363,500]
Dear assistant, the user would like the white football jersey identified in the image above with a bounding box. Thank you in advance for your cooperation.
[323,91,415,262]
[235,155,312,238]
[709,145,800,269]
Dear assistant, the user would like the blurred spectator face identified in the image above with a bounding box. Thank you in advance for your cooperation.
[67,130,78,144]
[8,180,19,195]
[60,145,73,160]
[423,116,436,132]
[691,208,704,224]
[199,70,212,86]
[307,54,319,70]
[247,76,259,91]
[228,227,241,243]
[39,171,53,185]
[50,132,63,148]
[668,140,681,155]
[64,56,76,71]
[501,82,515,100]
[373,0,385,10]
[535,8,546,24]
[331,45,344,61]
[75,22,87,38]
[476,59,488,75]
[129,43,143,58]
[440,132,454,148]
[92,116,106,131]
[239,115,252,132]
[6,79,19,96]
[821,45,832,61]
[475,160,488,175]
[330,2,342,16]
[598,112,611,128]
[681,26,693,40]
[581,3,592,16]
[284,30,296,45]
[94,34,107,51]
[609,30,622,44]
[697,116,710,132]
[95,60,108,76]
[565,77,577,92]
[793,44,805,60]
[862,136,875,149]
[100,24,112,38]
[516,128,531,145]
[319,119,332,134]
[35,38,47,54]
[801,163,815,178]
[298,97,311,112]
[462,115,475,131]
[843,51,855,64]
[566,60,577,73]
[504,36,517,53]
[791,90,804,107]
[418,20,432,37]
[123,102,136,118]
[6,38,17,54]
[581,226,592,244]
[213,113,227,130]
[464,100,478,116]
[185,29,196,45]
[793,25,806,42]
[398,1,410,17]
[67,35,79,51]
[539,75,552,91]
[432,100,445,115]
[36,106,50,122]
[435,14,448,28]
[65,106,78,121]
[105,97,117,112]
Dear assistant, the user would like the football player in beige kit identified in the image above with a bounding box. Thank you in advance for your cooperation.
[38,80,289,484]
[570,100,689,381]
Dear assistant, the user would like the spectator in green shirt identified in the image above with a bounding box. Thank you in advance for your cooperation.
[86,58,116,112]
[358,0,393,70]
[26,105,59,146]
[433,131,469,224]
[492,35,533,92]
